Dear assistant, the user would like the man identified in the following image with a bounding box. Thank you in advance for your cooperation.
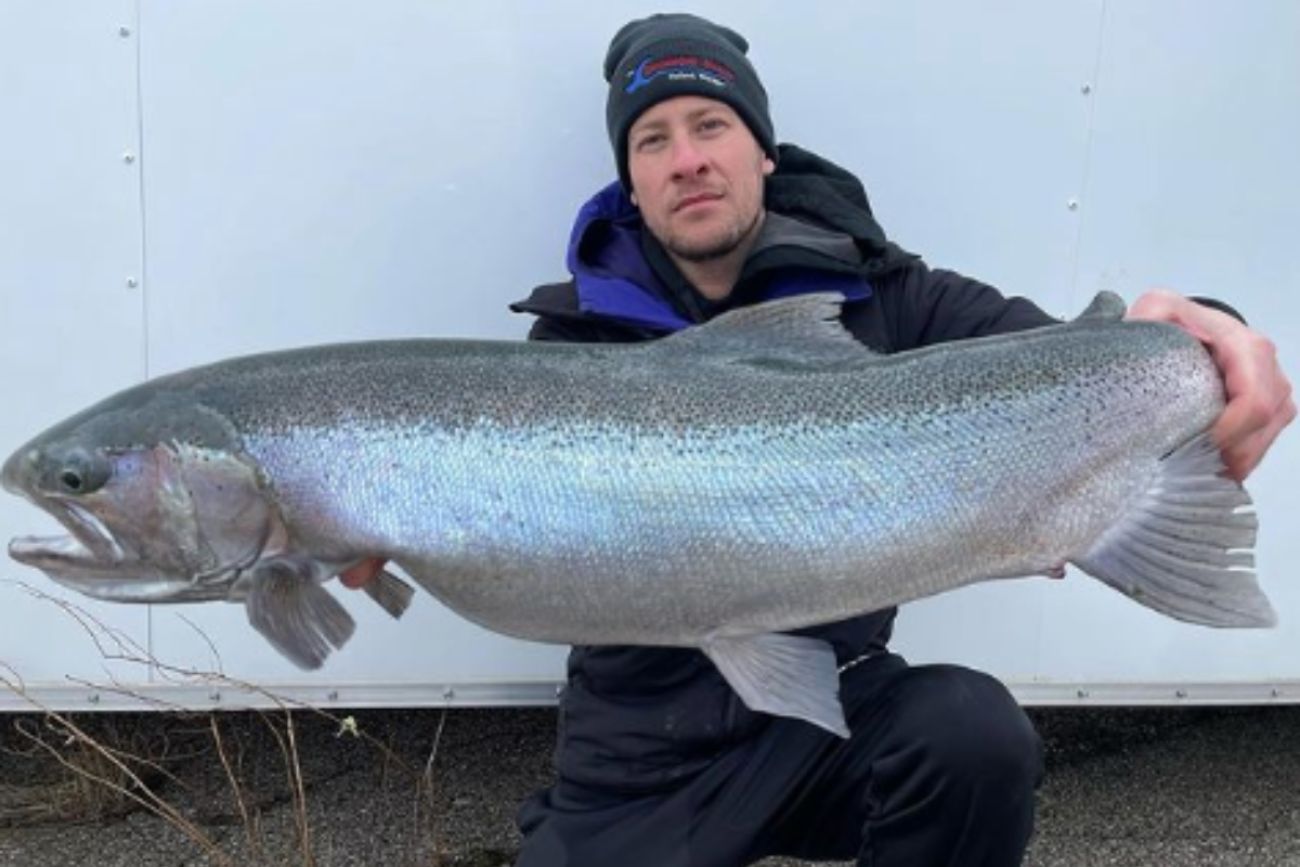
[346,13,1293,866]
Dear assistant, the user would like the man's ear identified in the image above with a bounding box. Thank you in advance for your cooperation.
[629,191,639,206]
[761,156,776,176]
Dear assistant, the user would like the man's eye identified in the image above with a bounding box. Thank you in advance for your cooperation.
[698,118,727,133]
[635,133,665,151]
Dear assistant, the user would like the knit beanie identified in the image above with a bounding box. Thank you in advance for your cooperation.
[603,13,777,190]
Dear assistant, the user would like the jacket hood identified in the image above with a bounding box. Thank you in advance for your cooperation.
[763,143,895,251]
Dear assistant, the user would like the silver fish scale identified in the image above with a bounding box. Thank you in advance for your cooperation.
[212,317,1220,647]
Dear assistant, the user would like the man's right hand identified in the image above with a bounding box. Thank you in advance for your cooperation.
[340,557,388,589]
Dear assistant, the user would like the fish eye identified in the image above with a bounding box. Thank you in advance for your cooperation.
[50,450,110,496]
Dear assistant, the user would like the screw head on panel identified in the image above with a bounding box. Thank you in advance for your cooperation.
[123,151,136,164]
[126,277,138,289]
[118,26,132,38]
[1067,199,1079,211]
[1081,82,1092,95]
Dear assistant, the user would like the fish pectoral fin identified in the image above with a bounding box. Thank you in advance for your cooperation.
[362,569,416,619]
[245,561,356,669]
[702,633,848,738]
[1074,432,1276,628]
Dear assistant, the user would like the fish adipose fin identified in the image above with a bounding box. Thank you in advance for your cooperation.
[656,293,874,367]
[1074,433,1276,628]
[1075,291,1127,321]
[703,633,849,738]
[246,561,356,669]
[362,569,416,619]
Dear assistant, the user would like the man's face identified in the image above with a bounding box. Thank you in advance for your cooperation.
[627,95,775,264]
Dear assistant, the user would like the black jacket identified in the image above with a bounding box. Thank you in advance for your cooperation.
[510,144,1056,793]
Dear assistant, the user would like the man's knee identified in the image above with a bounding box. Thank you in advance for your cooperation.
[886,664,1042,795]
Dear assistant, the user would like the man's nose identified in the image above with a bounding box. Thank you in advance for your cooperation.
[669,137,709,178]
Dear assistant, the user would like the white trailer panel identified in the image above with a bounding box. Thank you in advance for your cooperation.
[0,1,153,694]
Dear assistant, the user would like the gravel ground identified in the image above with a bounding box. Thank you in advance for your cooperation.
[0,705,1297,866]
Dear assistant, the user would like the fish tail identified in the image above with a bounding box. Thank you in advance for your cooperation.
[1074,433,1276,627]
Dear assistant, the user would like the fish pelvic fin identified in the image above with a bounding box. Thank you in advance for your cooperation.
[702,633,849,738]
[654,293,874,368]
[245,560,356,669]
[1074,433,1276,628]
[363,568,416,619]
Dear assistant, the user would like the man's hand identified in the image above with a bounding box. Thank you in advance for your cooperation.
[1127,288,1295,481]
[340,557,388,589]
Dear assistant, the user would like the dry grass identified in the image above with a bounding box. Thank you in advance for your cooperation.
[0,585,460,866]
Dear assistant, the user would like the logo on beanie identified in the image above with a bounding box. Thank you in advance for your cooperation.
[625,55,735,94]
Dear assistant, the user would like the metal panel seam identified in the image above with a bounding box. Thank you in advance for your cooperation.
[1066,0,1110,310]
[129,0,158,683]
[3,679,1298,714]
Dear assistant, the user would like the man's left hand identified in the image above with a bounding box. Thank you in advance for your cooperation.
[1127,288,1295,482]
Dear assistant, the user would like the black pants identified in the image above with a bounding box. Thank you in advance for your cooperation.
[516,654,1043,867]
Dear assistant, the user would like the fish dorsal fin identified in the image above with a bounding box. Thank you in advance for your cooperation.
[1075,291,1128,322]
[653,293,873,366]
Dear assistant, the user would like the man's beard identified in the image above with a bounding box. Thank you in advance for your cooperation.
[664,207,764,263]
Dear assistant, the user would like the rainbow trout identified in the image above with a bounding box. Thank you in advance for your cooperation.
[2,292,1274,735]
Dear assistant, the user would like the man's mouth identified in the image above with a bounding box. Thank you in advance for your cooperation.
[674,192,723,212]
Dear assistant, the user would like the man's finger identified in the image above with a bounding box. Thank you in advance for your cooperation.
[1127,288,1293,483]
[1215,395,1296,482]
[1211,376,1288,448]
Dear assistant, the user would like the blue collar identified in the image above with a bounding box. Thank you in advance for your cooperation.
[567,181,872,334]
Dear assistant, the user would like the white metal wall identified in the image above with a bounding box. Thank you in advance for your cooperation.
[1,1,1296,711]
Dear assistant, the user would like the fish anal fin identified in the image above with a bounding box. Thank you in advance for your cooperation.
[246,561,356,669]
[1074,433,1276,628]
[702,633,848,738]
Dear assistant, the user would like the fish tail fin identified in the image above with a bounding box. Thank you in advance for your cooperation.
[1074,433,1276,628]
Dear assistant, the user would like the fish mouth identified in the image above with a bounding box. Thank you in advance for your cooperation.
[10,530,119,572]
[7,531,198,602]
[7,498,147,599]
[10,499,126,565]
[8,495,246,604]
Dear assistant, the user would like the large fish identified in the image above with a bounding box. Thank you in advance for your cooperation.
[2,292,1274,735]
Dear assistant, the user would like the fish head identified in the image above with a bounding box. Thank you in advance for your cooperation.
[3,393,277,603]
